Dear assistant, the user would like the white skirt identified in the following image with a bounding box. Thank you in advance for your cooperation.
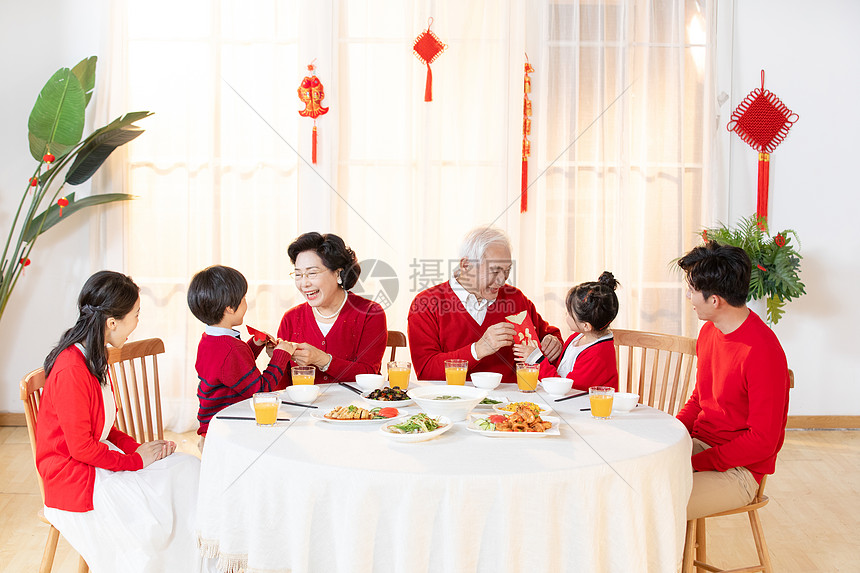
[44,448,215,573]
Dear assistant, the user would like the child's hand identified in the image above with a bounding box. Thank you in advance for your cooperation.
[540,334,563,363]
[274,339,296,355]
[513,340,539,362]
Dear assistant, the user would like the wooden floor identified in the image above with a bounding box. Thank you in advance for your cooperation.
[1,429,858,572]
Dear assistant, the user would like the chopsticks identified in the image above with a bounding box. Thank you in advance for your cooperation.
[281,400,318,409]
[339,382,362,395]
[217,416,291,421]
[554,391,588,402]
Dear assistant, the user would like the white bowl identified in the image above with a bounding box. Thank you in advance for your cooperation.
[355,374,385,392]
[407,385,488,422]
[286,384,321,403]
[613,392,639,413]
[540,377,573,397]
[470,372,502,390]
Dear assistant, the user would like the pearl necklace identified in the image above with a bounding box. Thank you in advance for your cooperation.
[313,291,348,320]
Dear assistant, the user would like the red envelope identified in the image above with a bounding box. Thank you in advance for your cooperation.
[505,311,537,346]
[246,325,276,345]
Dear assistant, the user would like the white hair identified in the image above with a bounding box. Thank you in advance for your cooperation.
[458,227,512,264]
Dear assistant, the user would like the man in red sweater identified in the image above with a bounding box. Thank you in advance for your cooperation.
[676,241,790,519]
[408,227,562,383]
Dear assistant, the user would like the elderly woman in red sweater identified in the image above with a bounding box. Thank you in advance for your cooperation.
[277,232,387,385]
[36,271,211,572]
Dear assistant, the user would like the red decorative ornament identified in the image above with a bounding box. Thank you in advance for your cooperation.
[757,264,767,272]
[727,71,798,223]
[20,257,30,267]
[298,62,329,164]
[43,152,55,163]
[701,230,708,242]
[774,233,786,247]
[57,196,69,217]
[29,177,38,187]
[521,57,534,213]
[413,18,447,102]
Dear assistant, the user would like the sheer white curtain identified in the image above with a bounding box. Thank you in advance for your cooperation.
[107,0,718,431]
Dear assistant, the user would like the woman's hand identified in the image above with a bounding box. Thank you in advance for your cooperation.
[513,340,540,362]
[292,342,329,368]
[268,339,296,357]
[135,440,176,468]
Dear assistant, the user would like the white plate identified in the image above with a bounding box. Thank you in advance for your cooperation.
[474,395,509,409]
[466,414,560,437]
[361,391,413,408]
[380,415,453,442]
[492,401,553,416]
[310,409,399,425]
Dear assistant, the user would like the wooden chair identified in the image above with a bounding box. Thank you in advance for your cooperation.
[107,338,165,443]
[682,476,773,573]
[386,330,407,362]
[20,368,90,573]
[612,329,697,415]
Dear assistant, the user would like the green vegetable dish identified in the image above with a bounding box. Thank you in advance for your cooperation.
[386,413,445,434]
[432,395,462,400]
[479,397,502,405]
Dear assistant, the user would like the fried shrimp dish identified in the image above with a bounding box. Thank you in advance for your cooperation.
[493,404,552,432]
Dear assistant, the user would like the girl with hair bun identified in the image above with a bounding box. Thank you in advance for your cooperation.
[278,232,387,385]
[37,271,213,572]
[514,271,620,391]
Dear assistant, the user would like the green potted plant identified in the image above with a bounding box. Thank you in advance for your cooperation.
[700,214,805,324]
[0,56,151,322]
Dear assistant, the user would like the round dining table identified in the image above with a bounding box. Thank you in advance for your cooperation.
[196,382,692,573]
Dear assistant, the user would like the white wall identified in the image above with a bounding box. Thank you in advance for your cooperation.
[1,1,858,417]
[0,0,107,413]
[725,0,860,415]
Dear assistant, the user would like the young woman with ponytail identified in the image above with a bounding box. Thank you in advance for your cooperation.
[36,271,213,572]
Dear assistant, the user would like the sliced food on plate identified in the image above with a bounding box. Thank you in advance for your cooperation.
[324,405,399,420]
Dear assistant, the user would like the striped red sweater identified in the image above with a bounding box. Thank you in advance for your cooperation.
[195,332,290,435]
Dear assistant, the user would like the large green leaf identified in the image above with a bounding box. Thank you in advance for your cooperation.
[22,192,136,243]
[27,68,86,161]
[66,126,145,185]
[71,56,97,107]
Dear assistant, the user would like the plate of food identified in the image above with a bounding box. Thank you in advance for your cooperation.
[379,413,453,443]
[474,395,509,409]
[492,400,552,416]
[467,405,560,437]
[361,387,413,408]
[311,405,401,424]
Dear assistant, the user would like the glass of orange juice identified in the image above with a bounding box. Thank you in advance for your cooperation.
[515,363,539,392]
[589,386,614,420]
[387,361,411,390]
[292,365,316,385]
[444,359,468,385]
[252,392,279,426]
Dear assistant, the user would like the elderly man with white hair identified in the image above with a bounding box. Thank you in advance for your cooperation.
[407,226,563,383]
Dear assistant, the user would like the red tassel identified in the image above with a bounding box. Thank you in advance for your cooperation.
[521,158,528,213]
[425,64,433,102]
[312,124,318,164]
[756,152,770,222]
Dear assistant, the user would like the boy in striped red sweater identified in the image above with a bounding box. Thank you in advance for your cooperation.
[188,266,293,447]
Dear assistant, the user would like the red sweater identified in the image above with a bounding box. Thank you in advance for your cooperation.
[676,312,790,482]
[195,331,290,435]
[407,282,562,383]
[538,334,619,391]
[277,292,387,387]
[36,346,143,512]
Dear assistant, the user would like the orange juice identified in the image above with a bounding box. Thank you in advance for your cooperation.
[445,367,467,385]
[590,394,614,418]
[253,402,278,425]
[516,366,539,392]
[388,368,410,390]
[292,374,315,385]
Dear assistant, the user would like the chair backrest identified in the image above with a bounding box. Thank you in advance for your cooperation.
[20,368,48,502]
[107,338,165,443]
[386,330,407,362]
[613,329,697,415]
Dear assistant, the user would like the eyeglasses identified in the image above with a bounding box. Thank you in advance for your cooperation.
[290,270,323,280]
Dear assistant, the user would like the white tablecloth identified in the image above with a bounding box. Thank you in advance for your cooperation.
[197,383,692,573]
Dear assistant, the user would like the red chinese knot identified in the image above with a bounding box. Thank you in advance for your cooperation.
[413,18,447,102]
[298,63,329,164]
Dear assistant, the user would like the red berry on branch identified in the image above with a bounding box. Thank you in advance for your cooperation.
[43,153,55,163]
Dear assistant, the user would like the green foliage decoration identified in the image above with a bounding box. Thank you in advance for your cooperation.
[0,57,152,320]
[701,215,805,324]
